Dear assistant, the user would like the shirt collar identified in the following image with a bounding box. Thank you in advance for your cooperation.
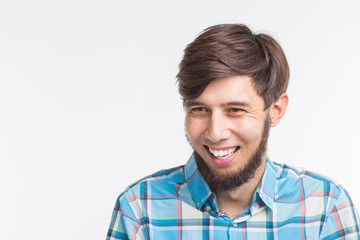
[184,153,212,209]
[184,153,280,210]
[255,157,281,209]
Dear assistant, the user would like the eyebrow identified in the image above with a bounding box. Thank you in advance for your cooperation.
[184,101,204,107]
[184,100,252,108]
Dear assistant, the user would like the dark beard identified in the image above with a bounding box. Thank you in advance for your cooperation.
[194,116,270,192]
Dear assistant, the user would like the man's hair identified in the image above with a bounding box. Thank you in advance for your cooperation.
[177,24,289,109]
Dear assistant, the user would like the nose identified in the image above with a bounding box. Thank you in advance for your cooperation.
[205,111,231,143]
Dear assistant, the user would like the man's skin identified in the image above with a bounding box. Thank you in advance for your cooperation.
[185,75,288,218]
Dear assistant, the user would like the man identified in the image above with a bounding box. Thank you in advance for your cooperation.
[107,24,359,239]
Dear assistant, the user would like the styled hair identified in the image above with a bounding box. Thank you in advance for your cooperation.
[177,24,289,109]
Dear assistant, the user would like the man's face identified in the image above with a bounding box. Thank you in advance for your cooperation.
[185,75,270,191]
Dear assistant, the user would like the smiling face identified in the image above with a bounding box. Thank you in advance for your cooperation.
[185,75,271,191]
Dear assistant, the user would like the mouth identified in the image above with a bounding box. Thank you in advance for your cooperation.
[205,145,240,160]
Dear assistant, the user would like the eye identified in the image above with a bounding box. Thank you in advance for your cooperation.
[192,107,208,112]
[228,107,244,113]
[187,106,209,116]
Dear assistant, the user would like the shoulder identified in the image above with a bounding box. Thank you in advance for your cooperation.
[118,165,186,201]
[273,161,345,211]
[270,161,360,238]
[275,161,341,190]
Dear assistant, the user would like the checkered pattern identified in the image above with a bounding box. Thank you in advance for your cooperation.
[107,154,360,239]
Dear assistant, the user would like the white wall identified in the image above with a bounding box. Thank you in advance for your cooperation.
[1,0,359,239]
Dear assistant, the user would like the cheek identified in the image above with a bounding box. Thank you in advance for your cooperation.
[185,117,205,142]
[234,120,263,144]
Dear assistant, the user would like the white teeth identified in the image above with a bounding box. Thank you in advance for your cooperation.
[208,147,237,159]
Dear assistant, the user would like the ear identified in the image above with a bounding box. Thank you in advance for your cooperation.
[269,92,289,127]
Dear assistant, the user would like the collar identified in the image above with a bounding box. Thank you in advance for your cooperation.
[254,157,281,209]
[184,153,212,209]
[184,153,280,210]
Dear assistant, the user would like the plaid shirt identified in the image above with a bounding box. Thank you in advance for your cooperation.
[107,154,360,239]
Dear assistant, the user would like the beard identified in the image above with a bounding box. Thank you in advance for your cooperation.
[194,115,271,192]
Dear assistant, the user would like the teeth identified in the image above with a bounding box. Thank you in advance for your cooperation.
[209,147,237,159]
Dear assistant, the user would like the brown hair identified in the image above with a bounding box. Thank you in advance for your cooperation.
[177,24,289,109]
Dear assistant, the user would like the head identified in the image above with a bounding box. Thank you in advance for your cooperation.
[177,24,289,191]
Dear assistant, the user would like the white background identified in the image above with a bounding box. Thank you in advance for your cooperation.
[1,0,359,239]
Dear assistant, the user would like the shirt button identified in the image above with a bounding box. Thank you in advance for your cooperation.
[205,206,211,212]
[232,222,238,227]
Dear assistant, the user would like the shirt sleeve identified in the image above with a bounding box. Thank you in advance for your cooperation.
[320,187,360,239]
[106,194,147,240]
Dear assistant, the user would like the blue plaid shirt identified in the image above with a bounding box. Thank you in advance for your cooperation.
[107,154,360,239]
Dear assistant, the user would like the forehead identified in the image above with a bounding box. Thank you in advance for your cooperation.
[186,75,265,109]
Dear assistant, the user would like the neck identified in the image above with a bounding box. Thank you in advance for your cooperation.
[214,160,266,219]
